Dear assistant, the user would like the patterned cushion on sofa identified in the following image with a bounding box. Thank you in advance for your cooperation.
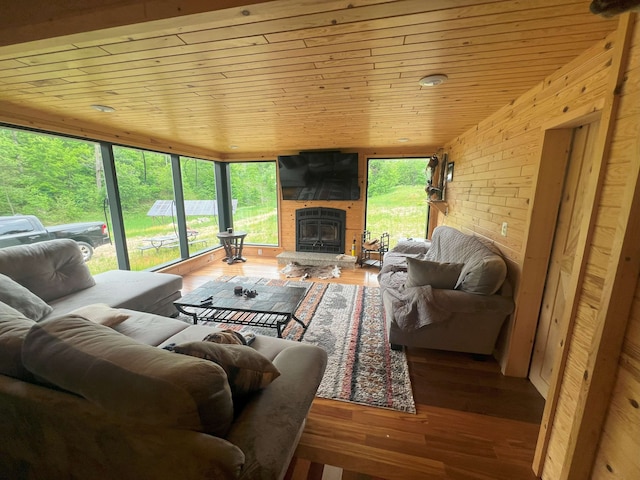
[173,341,280,401]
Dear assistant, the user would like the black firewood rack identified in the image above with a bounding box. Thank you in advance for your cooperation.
[359,231,389,268]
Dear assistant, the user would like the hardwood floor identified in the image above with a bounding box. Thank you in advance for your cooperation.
[181,256,545,480]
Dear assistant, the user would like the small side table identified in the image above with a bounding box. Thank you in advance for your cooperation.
[216,231,247,264]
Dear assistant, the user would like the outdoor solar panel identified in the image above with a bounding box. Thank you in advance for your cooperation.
[146,200,237,216]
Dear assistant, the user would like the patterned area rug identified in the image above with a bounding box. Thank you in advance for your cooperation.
[196,275,416,413]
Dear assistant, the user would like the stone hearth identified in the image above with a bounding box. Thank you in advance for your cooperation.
[276,251,357,269]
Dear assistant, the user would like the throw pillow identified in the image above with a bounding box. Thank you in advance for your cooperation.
[0,273,53,321]
[405,257,464,289]
[173,341,280,400]
[0,301,35,380]
[69,303,130,327]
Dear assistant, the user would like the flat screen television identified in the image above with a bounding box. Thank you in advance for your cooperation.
[278,151,360,201]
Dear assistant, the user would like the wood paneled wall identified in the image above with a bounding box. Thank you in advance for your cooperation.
[444,34,616,375]
[540,16,640,479]
[589,17,640,480]
[442,12,640,480]
[592,286,640,479]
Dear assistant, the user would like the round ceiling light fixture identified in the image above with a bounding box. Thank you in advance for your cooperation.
[91,104,115,113]
[418,74,448,87]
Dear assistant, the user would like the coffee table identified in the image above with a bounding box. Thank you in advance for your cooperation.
[174,281,309,339]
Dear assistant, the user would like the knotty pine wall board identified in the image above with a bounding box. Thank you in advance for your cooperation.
[587,19,640,480]
[530,16,639,480]
[444,32,616,372]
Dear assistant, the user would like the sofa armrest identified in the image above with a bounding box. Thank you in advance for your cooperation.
[391,239,431,255]
[227,344,327,480]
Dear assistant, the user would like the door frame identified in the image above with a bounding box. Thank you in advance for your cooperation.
[528,119,601,398]
[502,103,603,381]
[519,107,605,476]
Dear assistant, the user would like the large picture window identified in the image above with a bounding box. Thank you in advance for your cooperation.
[229,161,278,245]
[180,157,219,255]
[0,125,279,273]
[0,127,116,274]
[112,146,182,271]
[365,158,429,248]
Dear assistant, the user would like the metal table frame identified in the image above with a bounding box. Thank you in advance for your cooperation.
[174,281,309,339]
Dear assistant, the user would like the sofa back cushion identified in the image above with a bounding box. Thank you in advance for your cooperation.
[22,315,234,438]
[0,301,35,380]
[0,239,95,302]
[426,226,507,295]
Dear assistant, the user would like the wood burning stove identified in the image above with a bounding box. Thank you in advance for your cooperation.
[295,207,345,253]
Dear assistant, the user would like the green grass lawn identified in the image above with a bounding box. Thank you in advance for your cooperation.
[86,188,425,275]
[87,205,279,275]
[366,185,429,248]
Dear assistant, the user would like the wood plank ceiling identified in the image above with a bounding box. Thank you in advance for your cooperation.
[0,0,618,157]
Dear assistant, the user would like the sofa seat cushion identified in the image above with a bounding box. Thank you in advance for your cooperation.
[112,309,190,346]
[22,315,234,437]
[0,301,35,380]
[0,239,95,302]
[69,303,130,326]
[46,269,183,318]
[0,273,52,321]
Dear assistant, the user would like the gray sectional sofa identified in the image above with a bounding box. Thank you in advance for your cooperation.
[0,239,183,318]
[0,240,328,479]
[379,226,515,355]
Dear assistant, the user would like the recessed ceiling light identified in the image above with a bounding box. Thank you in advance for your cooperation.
[397,138,410,143]
[91,104,115,112]
[418,74,448,87]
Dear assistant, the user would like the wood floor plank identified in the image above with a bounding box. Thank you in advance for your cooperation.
[182,255,545,480]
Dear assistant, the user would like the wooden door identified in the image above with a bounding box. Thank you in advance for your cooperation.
[529,120,600,398]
